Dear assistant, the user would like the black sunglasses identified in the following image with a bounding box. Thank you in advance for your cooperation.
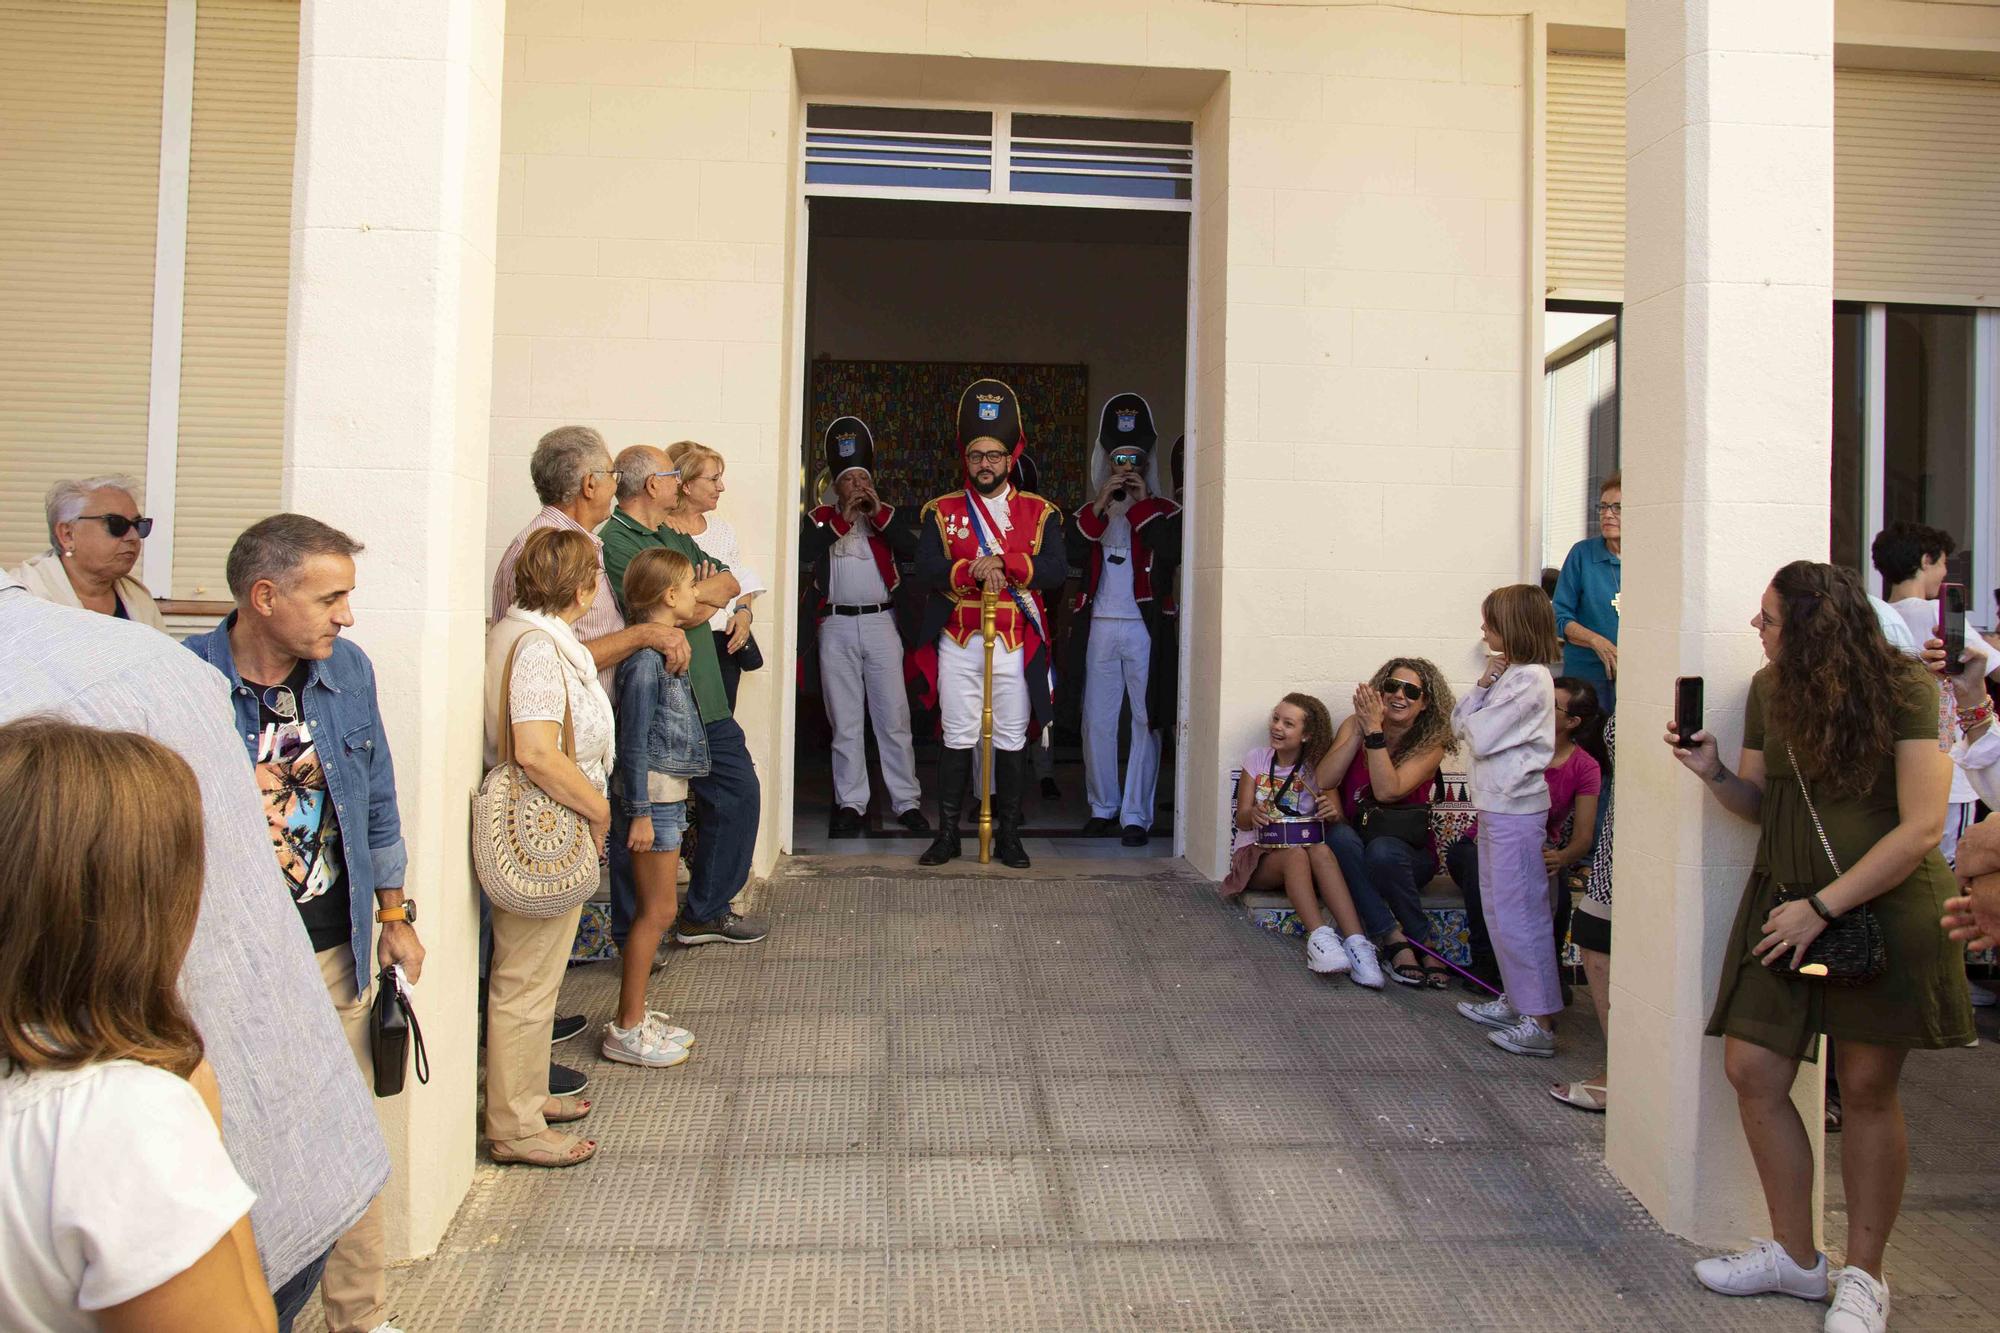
[79,513,154,539]
[1380,679,1425,701]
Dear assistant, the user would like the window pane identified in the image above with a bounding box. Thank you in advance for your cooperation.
[1011,114,1192,145]
[1829,303,1866,572]
[1881,305,1976,588]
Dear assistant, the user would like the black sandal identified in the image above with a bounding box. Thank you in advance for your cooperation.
[1385,943,1425,988]
[1420,955,1452,990]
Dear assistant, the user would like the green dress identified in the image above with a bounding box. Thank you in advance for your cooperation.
[1706,666,1975,1060]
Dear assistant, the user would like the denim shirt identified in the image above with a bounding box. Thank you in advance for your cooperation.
[183,617,409,993]
[614,646,710,818]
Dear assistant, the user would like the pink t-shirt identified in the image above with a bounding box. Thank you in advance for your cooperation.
[1542,746,1603,844]
[1460,746,1603,846]
[1232,746,1322,852]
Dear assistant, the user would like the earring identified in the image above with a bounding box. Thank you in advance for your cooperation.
[63,549,74,557]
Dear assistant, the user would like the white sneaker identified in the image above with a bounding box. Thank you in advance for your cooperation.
[1306,926,1350,974]
[1824,1266,1889,1332]
[1488,1015,1556,1057]
[1343,935,1385,989]
[640,1010,695,1047]
[1456,994,1521,1030]
[601,1019,691,1068]
[1692,1238,1829,1300]
[367,1324,404,1333]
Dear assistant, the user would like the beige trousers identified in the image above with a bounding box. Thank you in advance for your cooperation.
[315,945,388,1333]
[485,902,584,1147]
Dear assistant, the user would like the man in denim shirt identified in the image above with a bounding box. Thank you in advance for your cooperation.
[185,514,420,1333]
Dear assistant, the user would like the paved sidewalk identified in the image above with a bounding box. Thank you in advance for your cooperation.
[309,859,2000,1331]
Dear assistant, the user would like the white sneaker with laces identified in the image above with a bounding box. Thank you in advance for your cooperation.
[1824,1266,1889,1333]
[1306,926,1350,974]
[1343,935,1385,989]
[1488,1014,1556,1057]
[640,1010,695,1047]
[367,1324,404,1333]
[601,1019,691,1068]
[1692,1238,1829,1300]
[1456,993,1521,1030]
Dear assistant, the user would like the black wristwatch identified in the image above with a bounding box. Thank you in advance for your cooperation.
[1363,731,1388,750]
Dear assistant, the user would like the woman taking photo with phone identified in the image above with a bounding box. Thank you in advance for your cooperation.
[1665,560,1972,1333]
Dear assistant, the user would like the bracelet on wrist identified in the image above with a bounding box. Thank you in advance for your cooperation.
[1363,731,1388,750]
[1806,893,1835,923]
[1962,703,1993,728]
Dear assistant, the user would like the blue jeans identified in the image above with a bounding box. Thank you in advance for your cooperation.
[272,1245,332,1333]
[686,717,759,924]
[1326,820,1437,945]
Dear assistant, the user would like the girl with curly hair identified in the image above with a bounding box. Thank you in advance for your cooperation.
[1321,658,1458,987]
[1668,560,1971,1329]
[1222,693,1385,989]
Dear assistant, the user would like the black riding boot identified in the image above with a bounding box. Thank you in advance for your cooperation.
[919,747,971,866]
[993,746,1031,869]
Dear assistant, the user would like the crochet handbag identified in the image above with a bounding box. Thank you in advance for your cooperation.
[1775,745,1887,986]
[471,632,600,919]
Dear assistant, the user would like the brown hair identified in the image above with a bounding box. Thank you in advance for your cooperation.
[1600,471,1621,496]
[1279,692,1337,769]
[666,440,724,494]
[0,718,206,1076]
[622,546,694,621]
[1482,584,1558,665]
[511,527,600,615]
[1766,560,1929,800]
[1368,657,1458,760]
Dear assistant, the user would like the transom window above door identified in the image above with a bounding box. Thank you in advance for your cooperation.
[804,104,1193,210]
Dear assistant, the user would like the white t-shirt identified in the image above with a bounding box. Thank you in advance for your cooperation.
[1092,512,1142,620]
[1888,596,2000,805]
[2,1059,256,1330]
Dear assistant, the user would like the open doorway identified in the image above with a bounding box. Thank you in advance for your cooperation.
[790,196,1191,856]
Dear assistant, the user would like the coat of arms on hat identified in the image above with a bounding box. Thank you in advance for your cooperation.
[1116,409,1138,432]
[836,433,858,457]
[978,402,1000,421]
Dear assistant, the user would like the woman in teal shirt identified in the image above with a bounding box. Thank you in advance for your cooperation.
[1553,473,1622,712]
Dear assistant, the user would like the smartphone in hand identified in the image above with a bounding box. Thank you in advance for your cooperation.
[1940,583,1968,676]
[1673,676,1704,748]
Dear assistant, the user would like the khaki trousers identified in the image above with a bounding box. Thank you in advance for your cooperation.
[315,945,388,1333]
[485,902,583,1147]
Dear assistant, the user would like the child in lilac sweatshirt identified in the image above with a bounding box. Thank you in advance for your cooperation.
[1452,584,1560,1057]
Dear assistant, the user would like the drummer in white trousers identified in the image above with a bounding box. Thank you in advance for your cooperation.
[1070,392,1183,847]
[801,416,930,837]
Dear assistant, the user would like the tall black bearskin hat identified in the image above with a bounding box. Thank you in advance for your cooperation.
[822,415,875,484]
[1012,451,1041,494]
[1090,392,1165,495]
[956,378,1026,469]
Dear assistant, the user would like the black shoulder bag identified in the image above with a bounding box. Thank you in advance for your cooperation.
[1774,745,1887,986]
[371,965,431,1097]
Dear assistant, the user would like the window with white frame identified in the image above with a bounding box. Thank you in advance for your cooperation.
[804,104,1193,210]
[1831,304,2000,613]
[1542,305,1620,572]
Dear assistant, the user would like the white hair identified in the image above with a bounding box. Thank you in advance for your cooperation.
[45,475,141,548]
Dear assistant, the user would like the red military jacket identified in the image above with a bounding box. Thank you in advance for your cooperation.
[1072,495,1180,610]
[918,489,1065,654]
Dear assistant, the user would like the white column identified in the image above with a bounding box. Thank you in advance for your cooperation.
[1607,1,1834,1246]
[282,0,504,1259]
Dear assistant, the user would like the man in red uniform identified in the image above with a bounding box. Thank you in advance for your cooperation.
[914,378,1068,868]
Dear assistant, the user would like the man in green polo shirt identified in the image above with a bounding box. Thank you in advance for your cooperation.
[601,444,767,946]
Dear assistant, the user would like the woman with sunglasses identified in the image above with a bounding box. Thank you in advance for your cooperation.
[1552,472,1621,712]
[1322,657,1459,987]
[7,476,165,630]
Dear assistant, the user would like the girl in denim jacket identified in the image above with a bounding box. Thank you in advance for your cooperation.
[603,548,713,1068]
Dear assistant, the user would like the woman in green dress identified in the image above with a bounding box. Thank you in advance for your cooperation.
[1666,560,1972,1333]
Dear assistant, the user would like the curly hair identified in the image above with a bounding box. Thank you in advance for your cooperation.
[1764,560,1930,800]
[1369,658,1459,760]
[1279,692,1337,770]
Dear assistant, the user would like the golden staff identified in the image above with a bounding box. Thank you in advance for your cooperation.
[978,586,998,864]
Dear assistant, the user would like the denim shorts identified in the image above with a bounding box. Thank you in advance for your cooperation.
[621,800,689,853]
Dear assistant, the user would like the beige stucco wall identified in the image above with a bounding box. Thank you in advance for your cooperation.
[493,0,1541,879]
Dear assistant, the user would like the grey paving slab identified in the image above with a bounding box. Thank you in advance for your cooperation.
[297,860,2000,1333]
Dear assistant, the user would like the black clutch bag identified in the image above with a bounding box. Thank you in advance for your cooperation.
[370,965,430,1097]
[1355,797,1431,850]
[1781,746,1888,986]
[732,631,765,673]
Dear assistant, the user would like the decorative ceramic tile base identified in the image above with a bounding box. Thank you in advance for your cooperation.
[571,901,617,961]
